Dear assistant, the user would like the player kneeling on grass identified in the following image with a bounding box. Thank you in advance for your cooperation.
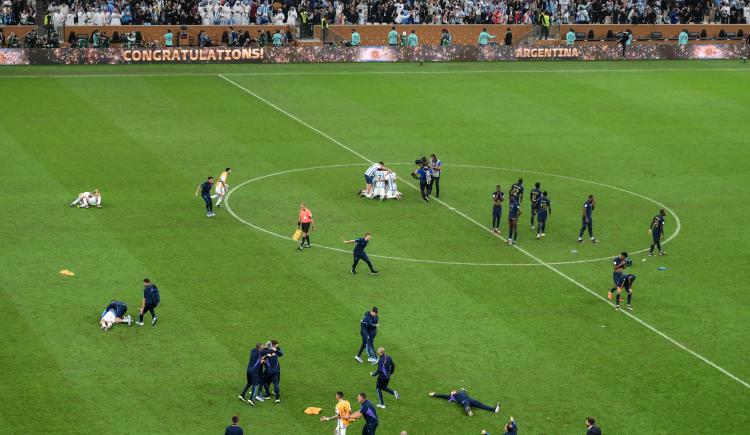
[70,189,102,208]
[428,389,500,416]
[100,300,132,330]
[385,171,402,200]
[613,274,636,311]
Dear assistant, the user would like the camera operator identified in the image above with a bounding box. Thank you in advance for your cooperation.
[428,154,442,198]
[412,157,432,203]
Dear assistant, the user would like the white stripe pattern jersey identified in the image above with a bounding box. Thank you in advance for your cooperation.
[364,163,380,177]
[387,172,397,191]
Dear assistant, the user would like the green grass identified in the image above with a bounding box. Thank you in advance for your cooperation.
[1,60,749,434]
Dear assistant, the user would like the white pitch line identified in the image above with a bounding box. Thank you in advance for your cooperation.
[1,66,748,79]
[217,73,750,390]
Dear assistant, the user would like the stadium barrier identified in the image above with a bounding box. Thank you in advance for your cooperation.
[0,44,747,65]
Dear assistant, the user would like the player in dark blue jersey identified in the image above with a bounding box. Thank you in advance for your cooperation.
[194,176,215,217]
[508,178,524,204]
[648,209,667,256]
[614,274,636,311]
[507,198,521,245]
[428,389,500,416]
[578,195,598,243]
[491,185,504,233]
[607,252,628,300]
[344,233,378,275]
[529,182,542,230]
[535,191,551,240]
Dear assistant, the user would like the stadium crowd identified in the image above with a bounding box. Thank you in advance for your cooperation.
[1,0,748,26]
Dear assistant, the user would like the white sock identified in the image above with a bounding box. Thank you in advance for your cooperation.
[216,196,223,206]
[211,194,218,199]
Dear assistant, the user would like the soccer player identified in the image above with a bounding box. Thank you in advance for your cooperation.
[100,300,132,330]
[344,233,378,275]
[372,169,387,200]
[529,182,542,230]
[239,343,266,406]
[613,274,636,311]
[195,176,215,217]
[225,416,243,435]
[298,202,315,250]
[428,389,500,416]
[263,340,283,402]
[320,391,352,435]
[507,198,521,245]
[136,278,160,326]
[355,307,378,363]
[508,178,524,204]
[578,195,597,243]
[371,347,399,408]
[349,392,379,435]
[362,162,386,198]
[385,171,402,200]
[481,416,517,435]
[586,416,602,435]
[491,185,504,233]
[648,209,667,256]
[213,167,231,208]
[70,189,102,208]
[607,252,628,300]
[535,191,551,239]
[413,163,432,203]
[428,154,442,198]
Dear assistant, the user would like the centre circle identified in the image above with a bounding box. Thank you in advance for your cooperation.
[224,163,680,267]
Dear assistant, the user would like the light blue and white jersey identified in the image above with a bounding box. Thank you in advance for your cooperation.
[365,163,380,177]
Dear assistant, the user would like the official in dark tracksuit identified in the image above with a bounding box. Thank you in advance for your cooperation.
[344,233,378,275]
[239,343,271,406]
[195,176,214,216]
[137,278,159,326]
[349,393,379,435]
[263,340,283,403]
[371,347,399,407]
[355,308,378,362]
[429,389,500,416]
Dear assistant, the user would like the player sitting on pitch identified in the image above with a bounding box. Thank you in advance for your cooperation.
[428,389,500,416]
[100,300,132,330]
[70,189,102,208]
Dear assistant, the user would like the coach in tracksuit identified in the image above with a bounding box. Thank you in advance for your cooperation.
[371,347,399,408]
[264,340,283,403]
[239,343,271,406]
[136,278,159,326]
[355,307,378,363]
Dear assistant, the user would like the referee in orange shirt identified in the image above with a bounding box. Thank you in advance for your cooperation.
[298,202,315,250]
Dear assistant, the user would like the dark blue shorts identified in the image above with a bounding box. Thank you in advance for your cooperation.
[364,174,373,184]
[652,230,662,241]
[537,212,547,222]
[613,271,623,285]
[492,206,502,217]
[115,305,127,317]
[354,251,370,261]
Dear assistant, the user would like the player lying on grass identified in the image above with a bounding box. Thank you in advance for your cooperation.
[100,300,132,330]
[70,189,102,208]
[481,416,517,435]
[428,389,500,416]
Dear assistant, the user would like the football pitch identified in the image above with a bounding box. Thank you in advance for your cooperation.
[2,60,749,434]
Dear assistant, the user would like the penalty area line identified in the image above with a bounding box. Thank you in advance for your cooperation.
[217,73,750,390]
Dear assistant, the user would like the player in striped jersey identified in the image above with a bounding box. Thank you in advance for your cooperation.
[372,170,388,200]
[361,162,387,198]
[213,167,231,208]
[385,171,402,200]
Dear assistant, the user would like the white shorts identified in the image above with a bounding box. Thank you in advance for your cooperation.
[215,185,226,195]
[335,422,347,435]
[100,309,116,327]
